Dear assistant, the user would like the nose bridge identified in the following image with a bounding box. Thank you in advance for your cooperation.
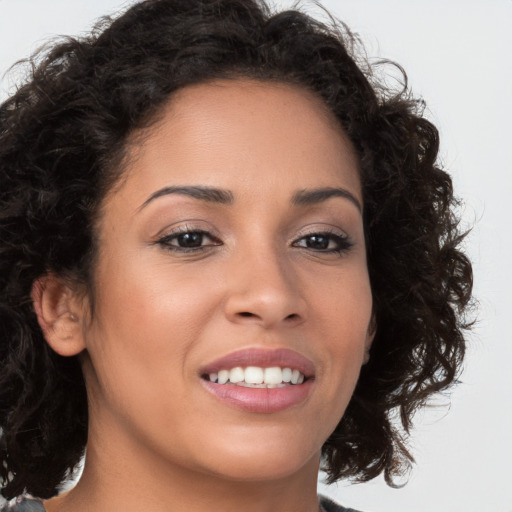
[224,237,305,327]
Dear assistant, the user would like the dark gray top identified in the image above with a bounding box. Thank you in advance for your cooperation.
[0,500,46,512]
[1,495,362,511]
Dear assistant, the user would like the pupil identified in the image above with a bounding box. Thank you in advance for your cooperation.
[307,235,329,249]
[178,232,203,247]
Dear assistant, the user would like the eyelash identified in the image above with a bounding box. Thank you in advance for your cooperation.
[156,226,221,253]
[156,227,353,255]
[292,229,353,254]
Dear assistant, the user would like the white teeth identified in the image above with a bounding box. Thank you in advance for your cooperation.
[207,366,306,386]
[264,367,282,385]
[229,367,244,383]
[238,382,267,388]
[244,366,264,384]
[291,369,301,384]
[218,369,229,384]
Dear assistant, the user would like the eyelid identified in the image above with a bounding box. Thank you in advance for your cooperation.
[153,220,218,240]
[161,229,218,244]
[291,225,353,253]
[153,222,222,252]
[293,223,349,240]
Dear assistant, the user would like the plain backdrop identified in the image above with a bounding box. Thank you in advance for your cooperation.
[1,1,511,512]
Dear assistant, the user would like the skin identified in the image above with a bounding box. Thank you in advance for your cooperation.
[37,80,374,512]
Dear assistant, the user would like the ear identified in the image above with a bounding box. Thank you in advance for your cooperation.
[363,314,377,364]
[31,274,86,357]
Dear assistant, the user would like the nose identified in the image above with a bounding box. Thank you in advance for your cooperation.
[223,248,307,329]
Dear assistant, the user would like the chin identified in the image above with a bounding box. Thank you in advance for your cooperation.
[207,453,318,483]
[189,429,322,483]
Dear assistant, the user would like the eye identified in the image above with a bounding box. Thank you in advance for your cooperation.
[292,231,352,254]
[157,228,221,252]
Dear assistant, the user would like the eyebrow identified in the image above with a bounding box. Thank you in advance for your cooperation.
[139,185,234,210]
[139,184,361,212]
[291,187,362,212]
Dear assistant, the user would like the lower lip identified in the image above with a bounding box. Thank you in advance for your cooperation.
[201,379,313,413]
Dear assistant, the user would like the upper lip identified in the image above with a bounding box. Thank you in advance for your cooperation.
[200,348,315,378]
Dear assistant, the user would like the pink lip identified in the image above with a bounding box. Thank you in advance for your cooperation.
[200,348,315,414]
[200,348,315,377]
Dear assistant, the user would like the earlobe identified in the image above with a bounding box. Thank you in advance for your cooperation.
[31,274,86,357]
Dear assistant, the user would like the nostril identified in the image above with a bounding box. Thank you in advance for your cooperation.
[236,311,301,322]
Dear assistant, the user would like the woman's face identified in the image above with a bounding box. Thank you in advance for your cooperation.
[79,80,373,482]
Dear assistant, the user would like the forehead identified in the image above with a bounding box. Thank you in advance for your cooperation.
[111,79,361,208]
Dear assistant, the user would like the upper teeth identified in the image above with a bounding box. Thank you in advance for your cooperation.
[208,366,305,387]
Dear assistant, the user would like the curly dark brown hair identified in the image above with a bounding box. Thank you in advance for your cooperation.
[0,0,472,501]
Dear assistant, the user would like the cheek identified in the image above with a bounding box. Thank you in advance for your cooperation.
[82,256,222,406]
[308,265,372,400]
[311,260,372,339]
[94,249,221,337]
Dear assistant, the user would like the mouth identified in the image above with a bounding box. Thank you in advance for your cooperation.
[199,348,315,413]
[202,366,306,388]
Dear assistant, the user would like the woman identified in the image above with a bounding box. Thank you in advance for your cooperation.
[0,0,473,511]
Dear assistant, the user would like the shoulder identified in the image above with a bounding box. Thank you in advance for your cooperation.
[3,496,356,512]
[320,495,364,512]
[0,499,46,512]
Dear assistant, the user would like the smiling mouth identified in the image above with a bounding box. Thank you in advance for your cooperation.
[200,349,315,412]
[202,366,307,388]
